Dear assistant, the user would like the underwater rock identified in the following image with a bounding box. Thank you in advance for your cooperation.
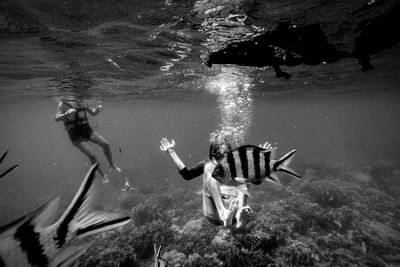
[131,201,164,226]
[0,0,46,33]
[211,228,233,245]
[162,249,187,267]
[118,192,144,211]
[354,172,372,183]
[278,239,319,266]
[181,218,204,234]
[368,160,400,198]
[365,221,400,247]
[300,180,351,208]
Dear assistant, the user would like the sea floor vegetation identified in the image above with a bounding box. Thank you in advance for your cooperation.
[75,159,400,267]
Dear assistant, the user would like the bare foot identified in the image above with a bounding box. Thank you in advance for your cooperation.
[102,174,110,184]
[108,164,122,173]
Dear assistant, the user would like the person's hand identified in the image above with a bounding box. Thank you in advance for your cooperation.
[235,206,253,229]
[160,138,175,153]
[259,141,272,150]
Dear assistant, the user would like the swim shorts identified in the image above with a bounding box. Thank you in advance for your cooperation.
[67,123,94,145]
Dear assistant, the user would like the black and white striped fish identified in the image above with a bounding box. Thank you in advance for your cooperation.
[0,164,131,267]
[250,235,261,251]
[212,145,301,195]
[154,244,169,267]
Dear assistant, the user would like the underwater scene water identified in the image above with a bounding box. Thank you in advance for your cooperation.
[1,0,400,266]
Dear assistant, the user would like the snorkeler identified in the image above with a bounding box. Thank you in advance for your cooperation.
[55,97,121,183]
[160,137,256,230]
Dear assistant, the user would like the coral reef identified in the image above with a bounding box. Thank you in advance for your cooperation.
[75,158,400,267]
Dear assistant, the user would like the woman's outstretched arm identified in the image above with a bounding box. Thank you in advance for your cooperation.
[160,138,205,180]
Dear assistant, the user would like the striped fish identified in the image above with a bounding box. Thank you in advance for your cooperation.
[154,244,169,267]
[0,150,18,180]
[211,145,301,195]
[250,235,261,251]
[0,164,131,267]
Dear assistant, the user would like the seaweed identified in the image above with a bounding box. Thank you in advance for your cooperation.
[75,159,400,267]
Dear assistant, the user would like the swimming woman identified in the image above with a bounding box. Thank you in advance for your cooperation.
[55,97,121,183]
[160,136,258,230]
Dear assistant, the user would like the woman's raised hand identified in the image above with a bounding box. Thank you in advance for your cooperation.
[259,141,272,150]
[160,138,175,153]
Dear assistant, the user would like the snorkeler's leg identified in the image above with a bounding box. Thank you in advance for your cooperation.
[90,131,121,172]
[206,177,236,227]
[75,141,109,183]
[235,189,252,229]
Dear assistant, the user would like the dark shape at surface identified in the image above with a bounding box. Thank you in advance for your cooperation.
[0,150,18,180]
[205,23,351,79]
[353,3,400,71]
[351,0,389,16]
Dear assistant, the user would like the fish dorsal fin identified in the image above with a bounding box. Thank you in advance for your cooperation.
[48,242,93,267]
[233,145,262,153]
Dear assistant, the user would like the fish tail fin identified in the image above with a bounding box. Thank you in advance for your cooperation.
[274,149,301,179]
[0,150,9,165]
[0,150,19,179]
[54,164,131,246]
[0,164,19,179]
[48,242,93,267]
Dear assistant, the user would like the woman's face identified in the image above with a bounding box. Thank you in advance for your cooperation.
[211,142,230,162]
[219,144,229,155]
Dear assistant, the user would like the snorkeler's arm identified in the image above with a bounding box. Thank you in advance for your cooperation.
[166,150,205,180]
[55,102,74,121]
[178,161,206,180]
[160,138,205,180]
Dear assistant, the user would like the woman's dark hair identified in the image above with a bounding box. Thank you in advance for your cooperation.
[209,141,232,161]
